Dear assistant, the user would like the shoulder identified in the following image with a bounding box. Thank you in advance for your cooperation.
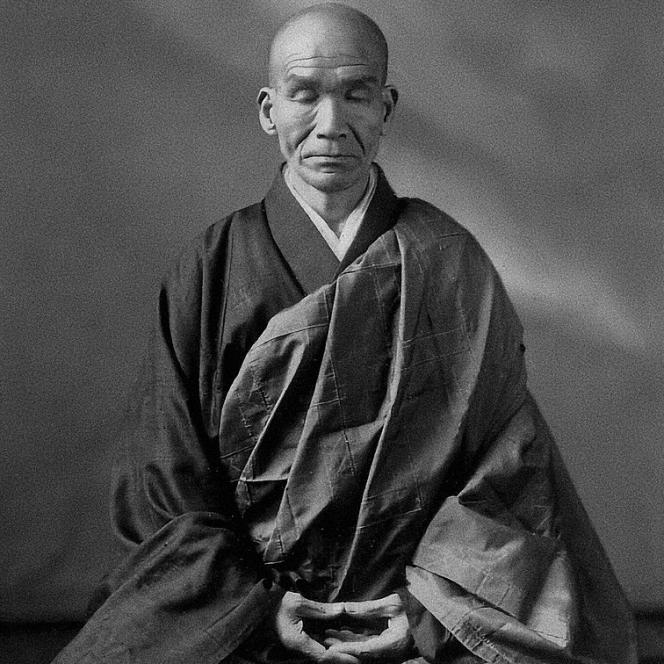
[198,200,266,261]
[395,196,492,269]
[164,201,266,284]
[395,196,521,337]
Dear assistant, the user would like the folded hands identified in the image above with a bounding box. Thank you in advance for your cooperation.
[274,591,413,663]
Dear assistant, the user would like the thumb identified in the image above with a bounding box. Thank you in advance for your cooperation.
[343,593,403,620]
[295,596,346,621]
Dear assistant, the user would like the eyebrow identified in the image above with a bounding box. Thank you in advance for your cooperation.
[282,72,380,87]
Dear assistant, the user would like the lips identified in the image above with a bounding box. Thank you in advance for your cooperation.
[304,154,357,161]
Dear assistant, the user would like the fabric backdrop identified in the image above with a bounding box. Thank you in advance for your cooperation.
[2,0,662,621]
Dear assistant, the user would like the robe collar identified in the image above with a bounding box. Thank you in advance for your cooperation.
[263,164,401,294]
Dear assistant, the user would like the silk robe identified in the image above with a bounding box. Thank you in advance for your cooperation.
[53,168,636,664]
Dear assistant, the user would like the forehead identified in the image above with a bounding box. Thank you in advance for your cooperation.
[281,58,379,87]
[271,16,384,82]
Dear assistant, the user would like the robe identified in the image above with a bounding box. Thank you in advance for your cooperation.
[53,168,637,664]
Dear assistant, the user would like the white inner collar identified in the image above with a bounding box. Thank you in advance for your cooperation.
[284,165,378,260]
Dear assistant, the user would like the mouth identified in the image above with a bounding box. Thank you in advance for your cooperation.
[305,154,356,159]
[303,154,359,168]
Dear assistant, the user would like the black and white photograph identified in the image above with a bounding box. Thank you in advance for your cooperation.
[2,2,662,662]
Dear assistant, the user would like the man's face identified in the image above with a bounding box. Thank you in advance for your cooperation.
[259,17,396,194]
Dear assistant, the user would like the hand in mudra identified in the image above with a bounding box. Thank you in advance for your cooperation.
[274,591,412,662]
[273,592,357,663]
[325,593,413,662]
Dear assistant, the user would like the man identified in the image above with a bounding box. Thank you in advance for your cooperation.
[55,4,636,663]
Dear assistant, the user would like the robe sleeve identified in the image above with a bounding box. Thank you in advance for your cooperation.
[407,397,636,664]
[53,232,284,664]
[401,253,637,663]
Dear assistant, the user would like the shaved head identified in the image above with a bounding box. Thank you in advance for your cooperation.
[258,2,397,200]
[268,3,389,86]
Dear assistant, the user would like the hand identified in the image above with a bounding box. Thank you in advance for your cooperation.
[273,591,360,663]
[324,593,413,662]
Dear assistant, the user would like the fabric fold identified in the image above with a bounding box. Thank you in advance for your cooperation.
[54,173,636,663]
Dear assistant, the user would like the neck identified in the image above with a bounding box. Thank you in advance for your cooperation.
[287,169,369,235]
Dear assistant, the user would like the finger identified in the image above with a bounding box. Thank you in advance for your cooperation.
[325,629,372,638]
[323,630,372,645]
[327,635,386,657]
[327,629,406,658]
[323,637,372,648]
[342,593,402,620]
[275,607,327,658]
[287,631,327,660]
[295,596,347,620]
[319,650,362,664]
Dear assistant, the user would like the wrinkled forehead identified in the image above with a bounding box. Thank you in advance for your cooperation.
[281,55,379,82]
[270,17,385,83]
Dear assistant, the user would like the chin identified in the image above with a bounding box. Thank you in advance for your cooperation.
[304,169,362,194]
[312,177,352,193]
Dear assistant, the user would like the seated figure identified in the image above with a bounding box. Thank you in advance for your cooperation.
[54,4,637,663]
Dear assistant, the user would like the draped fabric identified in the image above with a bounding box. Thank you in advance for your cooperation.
[53,170,636,663]
[218,205,636,663]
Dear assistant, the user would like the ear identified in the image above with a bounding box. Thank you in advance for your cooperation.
[380,85,399,135]
[257,87,278,136]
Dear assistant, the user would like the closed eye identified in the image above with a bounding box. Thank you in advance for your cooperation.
[346,85,373,102]
[288,87,318,103]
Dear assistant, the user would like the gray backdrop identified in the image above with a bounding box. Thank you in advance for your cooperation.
[2,0,662,621]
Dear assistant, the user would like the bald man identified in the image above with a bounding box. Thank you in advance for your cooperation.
[53,4,636,664]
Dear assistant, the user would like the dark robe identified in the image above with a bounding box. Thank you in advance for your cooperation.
[53,168,637,664]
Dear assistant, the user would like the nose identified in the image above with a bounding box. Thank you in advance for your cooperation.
[315,96,347,140]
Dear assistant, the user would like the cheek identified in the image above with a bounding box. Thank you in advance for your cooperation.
[354,114,385,147]
[349,102,385,131]
[277,111,315,152]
